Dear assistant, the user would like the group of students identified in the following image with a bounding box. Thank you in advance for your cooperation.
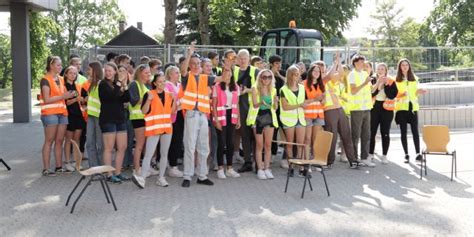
[39,42,426,189]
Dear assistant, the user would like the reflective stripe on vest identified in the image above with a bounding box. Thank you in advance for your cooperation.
[214,84,239,126]
[234,65,257,105]
[350,70,373,111]
[179,74,211,114]
[39,74,68,116]
[144,90,173,136]
[303,80,325,119]
[87,82,101,118]
[372,79,396,111]
[395,76,419,111]
[129,81,149,120]
[279,84,307,127]
[246,87,279,128]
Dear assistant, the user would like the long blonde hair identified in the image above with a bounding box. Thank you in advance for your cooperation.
[256,69,275,96]
[285,65,300,87]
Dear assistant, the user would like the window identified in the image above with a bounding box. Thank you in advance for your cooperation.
[301,38,322,65]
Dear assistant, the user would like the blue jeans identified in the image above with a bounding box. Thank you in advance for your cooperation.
[86,116,103,167]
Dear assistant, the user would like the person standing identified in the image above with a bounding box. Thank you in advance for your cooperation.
[349,55,375,167]
[369,63,398,164]
[394,58,427,163]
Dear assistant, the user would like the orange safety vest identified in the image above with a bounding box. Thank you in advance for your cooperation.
[304,80,325,119]
[179,74,211,114]
[144,90,173,136]
[39,74,68,116]
[372,79,395,111]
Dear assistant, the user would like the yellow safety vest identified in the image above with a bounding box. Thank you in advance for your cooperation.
[246,87,279,128]
[279,84,307,127]
[350,70,373,111]
[395,76,420,111]
[129,81,149,120]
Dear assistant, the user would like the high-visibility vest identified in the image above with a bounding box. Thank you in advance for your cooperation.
[324,80,340,109]
[84,80,101,118]
[246,87,279,128]
[279,84,307,127]
[233,65,257,87]
[372,79,396,111]
[303,80,324,119]
[76,74,87,85]
[214,84,239,126]
[39,74,68,116]
[179,74,211,114]
[144,90,173,136]
[129,81,149,120]
[395,76,420,112]
[349,70,372,111]
[214,66,222,76]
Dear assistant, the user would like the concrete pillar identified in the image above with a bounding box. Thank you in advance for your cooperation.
[11,3,32,123]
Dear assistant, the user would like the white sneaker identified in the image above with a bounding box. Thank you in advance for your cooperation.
[257,170,267,180]
[132,174,145,189]
[233,152,245,164]
[226,168,241,178]
[376,154,389,164]
[65,162,75,172]
[168,166,183,177]
[280,159,289,169]
[156,177,169,187]
[148,168,159,176]
[217,169,226,179]
[360,159,376,167]
[368,154,375,162]
[264,169,274,179]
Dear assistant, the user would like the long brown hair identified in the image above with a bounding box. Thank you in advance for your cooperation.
[104,62,119,83]
[88,61,103,91]
[305,64,325,93]
[396,58,415,82]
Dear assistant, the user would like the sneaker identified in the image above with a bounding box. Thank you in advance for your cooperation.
[298,169,312,178]
[360,159,376,167]
[182,179,191,188]
[264,169,274,179]
[238,163,253,173]
[280,159,289,169]
[257,170,267,180]
[349,161,360,169]
[217,169,226,179]
[197,178,214,186]
[168,166,183,178]
[416,154,423,163]
[131,174,145,189]
[116,173,131,181]
[55,167,72,174]
[148,168,159,176]
[108,175,122,184]
[233,152,245,164]
[156,177,169,187]
[404,154,410,163]
[376,154,388,164]
[226,168,241,178]
[42,169,56,177]
[368,154,375,162]
[64,162,75,172]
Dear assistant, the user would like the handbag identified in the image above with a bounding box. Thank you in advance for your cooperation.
[256,112,272,127]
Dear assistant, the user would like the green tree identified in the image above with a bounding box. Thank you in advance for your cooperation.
[48,0,125,61]
[0,34,12,89]
[30,12,57,88]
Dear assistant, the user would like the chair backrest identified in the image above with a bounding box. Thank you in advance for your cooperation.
[422,125,450,153]
[312,130,333,165]
[70,140,83,170]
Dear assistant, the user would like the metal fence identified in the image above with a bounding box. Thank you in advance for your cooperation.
[72,45,474,83]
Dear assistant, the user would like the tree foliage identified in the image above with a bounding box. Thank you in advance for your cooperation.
[48,0,125,61]
[30,12,56,88]
[0,33,12,89]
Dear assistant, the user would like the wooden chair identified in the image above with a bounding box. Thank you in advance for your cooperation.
[0,157,11,171]
[275,130,333,199]
[65,141,117,213]
[421,125,457,181]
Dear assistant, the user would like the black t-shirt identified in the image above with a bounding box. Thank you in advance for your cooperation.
[236,66,259,109]
[98,80,130,124]
[65,81,88,116]
[141,91,166,115]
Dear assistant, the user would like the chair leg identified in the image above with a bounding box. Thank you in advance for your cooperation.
[301,171,308,199]
[104,176,118,211]
[454,151,457,177]
[420,154,424,180]
[284,167,292,193]
[321,169,330,197]
[70,177,93,214]
[424,155,427,175]
[99,175,110,204]
[306,166,313,191]
[0,158,11,170]
[451,153,454,181]
[66,176,85,206]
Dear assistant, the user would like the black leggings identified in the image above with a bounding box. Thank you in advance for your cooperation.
[217,109,235,167]
[370,101,394,155]
[168,111,184,167]
[395,105,420,155]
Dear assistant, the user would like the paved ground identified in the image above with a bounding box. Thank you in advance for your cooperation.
[0,111,473,237]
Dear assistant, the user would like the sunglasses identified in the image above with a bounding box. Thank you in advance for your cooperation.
[261,75,272,80]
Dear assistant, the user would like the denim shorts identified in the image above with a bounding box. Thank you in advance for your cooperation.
[100,122,127,133]
[282,121,305,129]
[306,118,325,126]
[41,114,68,127]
